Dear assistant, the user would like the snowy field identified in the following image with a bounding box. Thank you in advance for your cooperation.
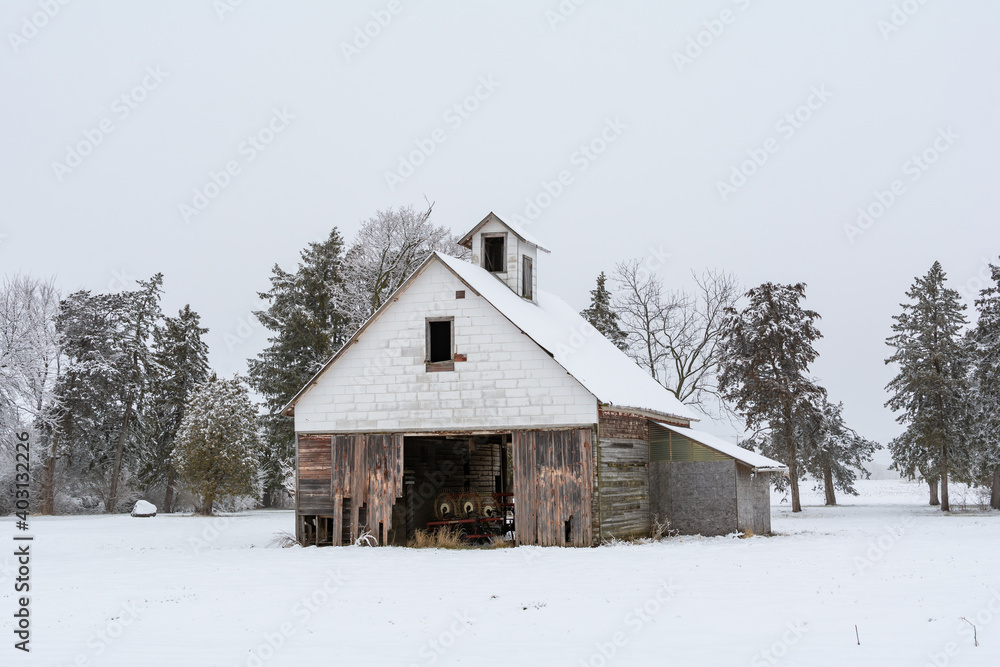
[2,480,999,667]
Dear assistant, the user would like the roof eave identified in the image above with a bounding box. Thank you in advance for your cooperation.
[751,466,790,474]
[600,403,697,425]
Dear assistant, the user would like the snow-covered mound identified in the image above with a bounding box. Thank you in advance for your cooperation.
[131,500,157,517]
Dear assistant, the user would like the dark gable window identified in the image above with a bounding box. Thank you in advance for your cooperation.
[427,319,453,363]
[483,235,505,273]
[522,255,533,299]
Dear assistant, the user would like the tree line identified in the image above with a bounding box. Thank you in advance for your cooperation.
[3,202,997,514]
[0,202,462,515]
[581,258,1000,512]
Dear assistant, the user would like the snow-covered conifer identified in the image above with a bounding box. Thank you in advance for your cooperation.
[581,272,628,351]
[719,282,825,512]
[173,376,261,515]
[970,259,1000,509]
[885,261,972,511]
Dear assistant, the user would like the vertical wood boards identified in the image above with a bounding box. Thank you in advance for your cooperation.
[329,433,404,545]
[512,428,594,547]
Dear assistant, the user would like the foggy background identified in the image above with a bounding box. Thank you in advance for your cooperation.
[3,0,999,464]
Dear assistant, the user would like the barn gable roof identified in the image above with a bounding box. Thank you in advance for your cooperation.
[458,212,551,253]
[283,251,698,424]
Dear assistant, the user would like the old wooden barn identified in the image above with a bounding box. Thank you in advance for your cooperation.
[283,213,787,546]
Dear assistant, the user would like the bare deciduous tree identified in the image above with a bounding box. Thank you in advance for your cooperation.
[343,200,468,328]
[613,262,740,419]
[0,275,62,514]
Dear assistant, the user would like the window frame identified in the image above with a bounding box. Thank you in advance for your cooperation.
[521,255,533,299]
[482,233,507,274]
[425,316,455,371]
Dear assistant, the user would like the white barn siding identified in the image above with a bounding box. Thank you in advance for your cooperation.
[294,260,597,433]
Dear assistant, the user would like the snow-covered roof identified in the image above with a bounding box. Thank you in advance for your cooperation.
[436,253,697,422]
[458,212,551,253]
[651,421,788,472]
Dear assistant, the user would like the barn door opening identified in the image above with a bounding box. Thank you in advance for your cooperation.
[403,434,513,545]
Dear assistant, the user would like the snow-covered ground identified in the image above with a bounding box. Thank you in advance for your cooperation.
[2,480,998,666]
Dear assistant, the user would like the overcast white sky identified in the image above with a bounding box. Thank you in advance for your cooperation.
[3,1,999,454]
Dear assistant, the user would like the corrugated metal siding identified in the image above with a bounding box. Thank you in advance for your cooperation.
[649,423,731,463]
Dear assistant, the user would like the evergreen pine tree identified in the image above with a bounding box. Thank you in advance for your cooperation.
[802,400,880,505]
[970,259,1000,509]
[173,376,261,515]
[247,229,352,506]
[719,282,826,512]
[105,274,163,513]
[581,272,628,351]
[53,274,163,512]
[885,261,971,512]
[743,398,878,506]
[144,305,210,512]
[53,290,124,505]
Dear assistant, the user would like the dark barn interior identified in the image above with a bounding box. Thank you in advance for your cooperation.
[400,434,512,544]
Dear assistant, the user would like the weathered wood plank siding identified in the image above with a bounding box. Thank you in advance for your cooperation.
[512,428,593,546]
[298,434,335,514]
[736,463,772,535]
[328,433,404,545]
[597,411,650,540]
